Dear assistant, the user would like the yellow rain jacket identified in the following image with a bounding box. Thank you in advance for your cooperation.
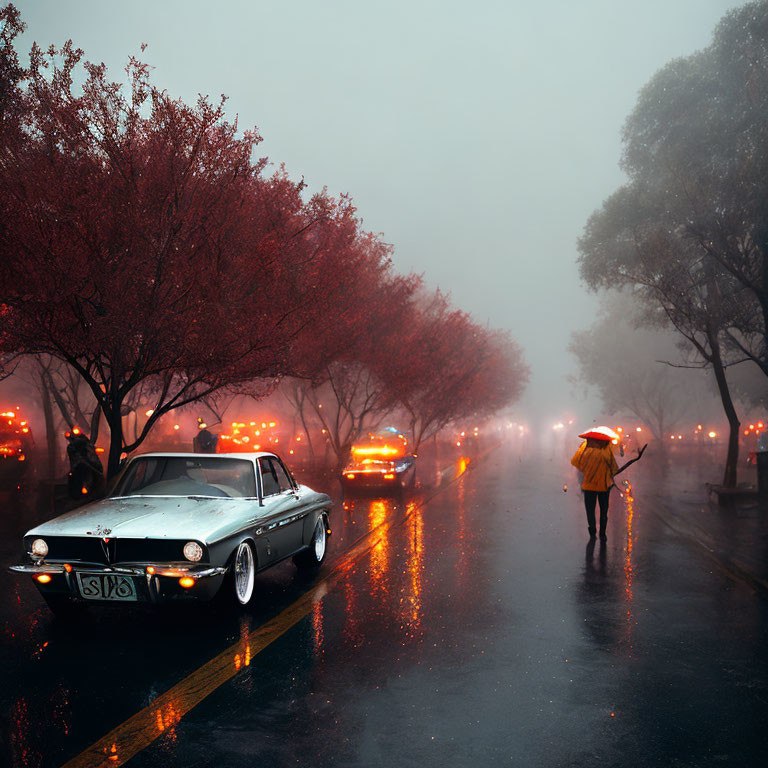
[570,441,619,492]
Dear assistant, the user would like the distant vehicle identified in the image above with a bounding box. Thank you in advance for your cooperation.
[341,431,415,491]
[11,452,331,614]
[0,409,34,488]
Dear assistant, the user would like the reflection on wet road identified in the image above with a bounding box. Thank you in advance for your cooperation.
[1,455,472,767]
[622,480,635,650]
[2,445,768,767]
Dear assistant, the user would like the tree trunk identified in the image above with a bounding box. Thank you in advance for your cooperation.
[335,441,354,477]
[39,370,58,480]
[298,400,315,460]
[45,369,75,431]
[90,406,101,444]
[106,410,124,479]
[708,330,740,488]
[409,416,423,455]
[651,416,668,460]
[753,224,768,371]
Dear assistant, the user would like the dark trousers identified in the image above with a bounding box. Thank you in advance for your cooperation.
[583,490,610,536]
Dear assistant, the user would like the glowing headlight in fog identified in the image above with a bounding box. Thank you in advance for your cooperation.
[31,539,48,557]
[183,541,203,562]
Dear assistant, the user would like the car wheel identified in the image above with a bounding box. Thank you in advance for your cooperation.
[42,593,82,617]
[294,518,327,570]
[232,541,256,606]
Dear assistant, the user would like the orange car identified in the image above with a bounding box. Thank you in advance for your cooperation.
[341,431,415,491]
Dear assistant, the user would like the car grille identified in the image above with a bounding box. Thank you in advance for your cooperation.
[25,536,203,564]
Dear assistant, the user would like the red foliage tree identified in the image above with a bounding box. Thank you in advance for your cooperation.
[388,290,529,452]
[0,24,371,476]
[286,281,529,467]
[0,7,530,480]
[286,258,421,469]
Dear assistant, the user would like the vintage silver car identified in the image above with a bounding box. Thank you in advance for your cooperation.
[11,452,331,613]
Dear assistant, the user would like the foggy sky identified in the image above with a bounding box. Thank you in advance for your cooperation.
[15,0,745,424]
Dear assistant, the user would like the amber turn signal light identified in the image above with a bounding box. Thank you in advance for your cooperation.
[178,577,195,588]
[35,574,52,584]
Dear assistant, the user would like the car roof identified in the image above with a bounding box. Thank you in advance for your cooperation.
[130,452,277,462]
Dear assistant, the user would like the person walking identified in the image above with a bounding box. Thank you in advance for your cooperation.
[194,417,219,453]
[570,427,646,541]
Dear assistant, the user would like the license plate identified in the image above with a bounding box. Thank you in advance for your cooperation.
[76,573,137,601]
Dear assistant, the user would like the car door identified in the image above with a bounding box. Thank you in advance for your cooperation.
[270,456,309,553]
[257,457,299,561]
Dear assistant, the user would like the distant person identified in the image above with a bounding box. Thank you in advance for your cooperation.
[194,418,218,453]
[570,427,646,541]
[65,430,105,499]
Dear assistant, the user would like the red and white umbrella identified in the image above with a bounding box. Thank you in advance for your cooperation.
[577,426,620,442]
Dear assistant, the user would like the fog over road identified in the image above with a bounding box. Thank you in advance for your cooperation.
[13,0,746,420]
[2,440,767,767]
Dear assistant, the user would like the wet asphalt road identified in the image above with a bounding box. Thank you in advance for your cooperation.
[2,441,768,768]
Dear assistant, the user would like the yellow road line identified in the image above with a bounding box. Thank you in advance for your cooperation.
[62,457,474,768]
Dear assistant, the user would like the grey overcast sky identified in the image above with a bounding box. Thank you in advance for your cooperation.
[16,0,745,423]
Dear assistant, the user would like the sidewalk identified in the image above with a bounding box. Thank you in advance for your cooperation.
[638,458,768,596]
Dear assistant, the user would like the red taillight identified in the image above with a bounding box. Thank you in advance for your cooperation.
[81,486,88,495]
[64,564,72,573]
[384,473,395,480]
[346,473,355,480]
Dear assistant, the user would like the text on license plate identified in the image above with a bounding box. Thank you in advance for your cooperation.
[77,573,137,601]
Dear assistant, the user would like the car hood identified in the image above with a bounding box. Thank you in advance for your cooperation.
[25,496,258,544]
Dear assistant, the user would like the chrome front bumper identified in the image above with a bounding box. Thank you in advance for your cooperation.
[10,561,228,603]
[10,562,227,578]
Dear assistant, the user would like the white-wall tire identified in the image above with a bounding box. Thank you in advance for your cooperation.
[233,541,255,605]
[294,518,327,570]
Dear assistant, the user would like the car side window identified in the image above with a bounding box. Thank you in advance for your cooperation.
[283,461,299,489]
[270,459,293,492]
[258,458,280,497]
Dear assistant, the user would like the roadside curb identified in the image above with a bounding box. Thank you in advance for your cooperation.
[649,507,768,599]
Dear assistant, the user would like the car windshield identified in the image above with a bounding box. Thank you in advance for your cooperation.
[113,457,257,498]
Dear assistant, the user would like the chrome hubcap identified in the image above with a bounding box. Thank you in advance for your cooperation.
[314,522,326,561]
[234,542,254,604]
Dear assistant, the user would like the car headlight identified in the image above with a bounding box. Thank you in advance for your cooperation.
[31,538,48,557]
[183,541,203,562]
